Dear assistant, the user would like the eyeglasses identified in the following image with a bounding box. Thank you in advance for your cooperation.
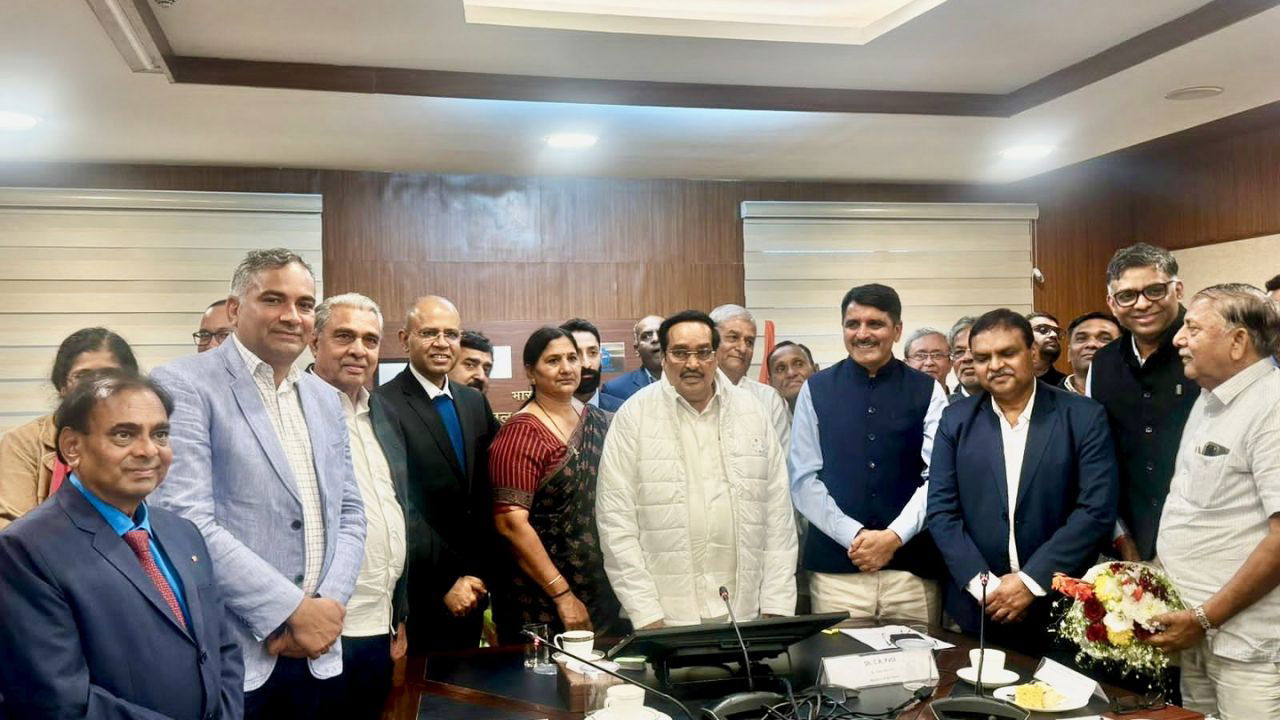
[192,330,231,346]
[1031,324,1064,338]
[907,351,948,363]
[1110,693,1166,714]
[1110,279,1177,308]
[949,348,971,361]
[412,328,462,343]
[666,348,715,363]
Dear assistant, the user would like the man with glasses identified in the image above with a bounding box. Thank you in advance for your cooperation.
[1087,243,1199,562]
[193,299,233,353]
[946,316,980,403]
[374,295,502,651]
[598,310,797,627]
[790,284,948,625]
[1027,311,1067,387]
[903,327,952,393]
[1062,312,1120,395]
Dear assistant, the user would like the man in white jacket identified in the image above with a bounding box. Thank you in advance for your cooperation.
[597,310,798,629]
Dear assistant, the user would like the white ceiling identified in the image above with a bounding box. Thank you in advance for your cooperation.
[0,0,1277,183]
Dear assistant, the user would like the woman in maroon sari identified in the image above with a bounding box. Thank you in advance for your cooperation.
[491,327,624,642]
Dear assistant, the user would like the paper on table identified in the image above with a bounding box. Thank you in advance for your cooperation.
[1033,657,1109,706]
[840,625,955,651]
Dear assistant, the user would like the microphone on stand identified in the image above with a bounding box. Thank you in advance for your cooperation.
[702,587,785,720]
[927,572,1028,720]
[521,629,697,720]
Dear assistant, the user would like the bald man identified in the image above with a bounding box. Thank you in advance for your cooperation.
[373,296,502,651]
[601,314,664,406]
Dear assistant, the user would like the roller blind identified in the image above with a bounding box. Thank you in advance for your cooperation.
[0,188,323,432]
[742,201,1038,374]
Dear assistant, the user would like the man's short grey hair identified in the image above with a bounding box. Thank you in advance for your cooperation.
[948,316,977,346]
[904,327,948,355]
[1192,283,1280,357]
[230,248,315,298]
[1106,243,1179,286]
[315,292,383,335]
[709,304,756,330]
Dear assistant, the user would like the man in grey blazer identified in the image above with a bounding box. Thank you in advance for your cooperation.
[152,249,366,720]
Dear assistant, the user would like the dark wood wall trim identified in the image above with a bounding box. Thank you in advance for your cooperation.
[163,0,1279,117]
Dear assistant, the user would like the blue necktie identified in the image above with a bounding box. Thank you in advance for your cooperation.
[432,394,467,473]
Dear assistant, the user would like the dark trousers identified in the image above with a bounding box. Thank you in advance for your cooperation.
[331,634,393,720]
[244,656,341,720]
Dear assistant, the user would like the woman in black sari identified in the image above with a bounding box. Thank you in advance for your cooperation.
[490,327,624,642]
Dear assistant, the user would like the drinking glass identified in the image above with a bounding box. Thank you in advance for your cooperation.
[523,622,556,674]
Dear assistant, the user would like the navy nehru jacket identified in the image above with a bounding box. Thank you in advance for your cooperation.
[790,357,947,576]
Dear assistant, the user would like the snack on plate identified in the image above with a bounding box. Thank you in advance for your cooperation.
[1012,681,1066,711]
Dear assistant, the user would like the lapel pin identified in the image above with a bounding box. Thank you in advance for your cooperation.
[191,555,199,563]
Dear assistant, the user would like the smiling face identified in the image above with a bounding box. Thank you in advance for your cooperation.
[59,388,172,515]
[526,336,581,402]
[971,325,1036,404]
[227,262,316,371]
[662,321,718,408]
[311,305,381,400]
[716,317,756,384]
[1066,317,1120,376]
[768,345,816,404]
[1106,266,1183,345]
[399,297,462,386]
[1173,297,1248,391]
[634,315,663,376]
[843,303,901,374]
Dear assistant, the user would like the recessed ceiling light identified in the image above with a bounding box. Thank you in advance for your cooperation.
[999,144,1055,160]
[1165,85,1223,101]
[0,111,40,131]
[545,132,598,149]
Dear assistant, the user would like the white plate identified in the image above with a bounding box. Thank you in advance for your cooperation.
[993,685,1089,712]
[587,708,671,720]
[955,665,1021,687]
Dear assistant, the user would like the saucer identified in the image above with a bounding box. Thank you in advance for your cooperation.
[587,708,671,720]
[955,665,1020,687]
[554,649,605,663]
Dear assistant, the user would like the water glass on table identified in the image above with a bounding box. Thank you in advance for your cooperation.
[523,622,556,675]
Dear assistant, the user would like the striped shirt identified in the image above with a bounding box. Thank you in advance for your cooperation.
[1158,358,1280,663]
[233,337,326,595]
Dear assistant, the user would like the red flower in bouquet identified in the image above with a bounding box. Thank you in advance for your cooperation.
[1083,597,1106,622]
[1086,622,1108,644]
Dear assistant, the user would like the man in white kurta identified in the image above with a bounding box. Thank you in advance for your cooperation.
[597,311,797,629]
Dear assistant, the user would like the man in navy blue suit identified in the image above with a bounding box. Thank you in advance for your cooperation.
[927,309,1118,655]
[601,314,663,406]
[0,369,242,719]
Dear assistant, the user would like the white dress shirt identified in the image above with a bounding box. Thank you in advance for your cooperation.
[966,392,1047,602]
[233,336,325,594]
[410,363,453,400]
[734,375,791,451]
[339,388,406,637]
[788,376,948,550]
[673,384,738,621]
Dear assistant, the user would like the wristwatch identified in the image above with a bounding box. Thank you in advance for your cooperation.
[1193,605,1214,631]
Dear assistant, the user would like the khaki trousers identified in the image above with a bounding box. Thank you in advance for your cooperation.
[1180,642,1280,720]
[808,570,939,627]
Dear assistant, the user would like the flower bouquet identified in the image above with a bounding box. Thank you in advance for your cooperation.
[1051,562,1184,677]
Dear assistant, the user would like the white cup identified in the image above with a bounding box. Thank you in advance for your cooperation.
[604,684,645,710]
[554,629,595,657]
[968,648,1006,673]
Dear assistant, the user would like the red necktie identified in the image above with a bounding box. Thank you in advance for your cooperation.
[122,528,189,629]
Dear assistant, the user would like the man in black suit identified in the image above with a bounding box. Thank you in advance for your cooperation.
[927,309,1118,656]
[0,369,243,720]
[375,295,502,651]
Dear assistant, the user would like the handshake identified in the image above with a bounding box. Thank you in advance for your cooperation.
[267,596,346,660]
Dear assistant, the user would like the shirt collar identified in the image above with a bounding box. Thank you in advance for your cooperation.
[232,334,301,390]
[68,472,150,537]
[991,382,1037,430]
[409,362,453,400]
[1207,357,1276,407]
[338,386,371,417]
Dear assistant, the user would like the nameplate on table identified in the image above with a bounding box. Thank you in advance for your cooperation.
[1034,657,1109,706]
[821,649,927,690]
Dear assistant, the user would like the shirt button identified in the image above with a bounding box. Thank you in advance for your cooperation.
[868,461,877,469]
[291,520,302,530]
[1143,391,1152,399]
[1145,461,1155,471]
[867,407,877,414]
[867,433,876,441]
[294,574,304,584]
[1144,426,1153,434]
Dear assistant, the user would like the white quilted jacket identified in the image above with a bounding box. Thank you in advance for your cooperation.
[596,373,798,628]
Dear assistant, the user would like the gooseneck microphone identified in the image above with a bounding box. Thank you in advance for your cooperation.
[719,586,755,692]
[927,572,1028,720]
[976,573,989,698]
[521,629,696,720]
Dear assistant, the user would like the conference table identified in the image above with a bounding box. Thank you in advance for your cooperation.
[407,621,1202,720]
